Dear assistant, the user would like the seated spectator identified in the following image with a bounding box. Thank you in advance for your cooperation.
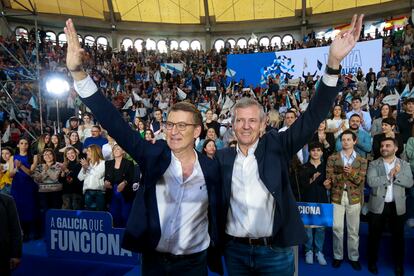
[397,98,414,144]
[372,117,403,160]
[78,112,94,142]
[371,104,393,137]
[60,147,83,210]
[78,144,105,211]
[201,139,216,159]
[144,129,156,144]
[196,127,224,152]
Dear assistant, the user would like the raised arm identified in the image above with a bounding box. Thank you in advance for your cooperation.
[278,14,364,157]
[64,19,151,166]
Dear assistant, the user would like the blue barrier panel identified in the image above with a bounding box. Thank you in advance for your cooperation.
[45,209,139,264]
[297,202,333,227]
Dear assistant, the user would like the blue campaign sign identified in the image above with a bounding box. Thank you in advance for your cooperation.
[45,210,139,264]
[297,202,333,227]
[227,39,382,88]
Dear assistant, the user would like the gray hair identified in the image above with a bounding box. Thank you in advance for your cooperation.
[231,97,266,124]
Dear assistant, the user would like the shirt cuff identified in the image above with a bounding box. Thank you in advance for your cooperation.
[322,73,339,87]
[73,75,98,98]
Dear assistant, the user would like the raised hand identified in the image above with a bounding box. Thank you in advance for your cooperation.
[64,19,87,81]
[328,14,364,68]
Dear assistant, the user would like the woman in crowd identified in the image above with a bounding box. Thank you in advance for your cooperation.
[78,145,105,211]
[196,127,224,152]
[144,129,155,144]
[10,138,39,240]
[201,109,220,139]
[32,133,51,156]
[66,130,83,155]
[50,134,64,163]
[201,139,216,159]
[326,105,349,139]
[102,135,116,161]
[132,117,146,138]
[104,144,134,227]
[78,112,94,142]
[266,109,281,132]
[371,104,392,137]
[310,120,335,161]
[60,147,83,210]
[0,147,14,195]
[32,148,62,231]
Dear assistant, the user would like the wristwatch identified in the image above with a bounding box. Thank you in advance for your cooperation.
[325,65,342,75]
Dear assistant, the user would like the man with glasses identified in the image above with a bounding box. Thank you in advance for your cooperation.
[64,19,223,276]
[83,125,108,150]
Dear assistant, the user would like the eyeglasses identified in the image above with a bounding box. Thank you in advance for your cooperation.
[165,121,198,131]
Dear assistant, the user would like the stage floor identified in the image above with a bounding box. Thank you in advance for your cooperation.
[13,223,414,276]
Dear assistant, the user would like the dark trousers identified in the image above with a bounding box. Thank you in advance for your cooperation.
[0,258,10,276]
[141,249,207,276]
[367,202,405,268]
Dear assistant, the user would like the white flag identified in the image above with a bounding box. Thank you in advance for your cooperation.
[177,88,187,100]
[1,125,10,143]
[154,71,162,84]
[122,97,133,110]
[133,91,142,102]
[9,106,16,121]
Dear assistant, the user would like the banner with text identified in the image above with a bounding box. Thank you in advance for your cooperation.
[45,210,139,264]
[297,202,333,227]
[227,39,383,88]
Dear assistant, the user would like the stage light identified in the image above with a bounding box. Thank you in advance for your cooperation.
[45,76,70,133]
[46,77,70,96]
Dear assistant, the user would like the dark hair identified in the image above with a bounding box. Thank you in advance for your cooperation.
[41,148,56,165]
[169,102,203,126]
[340,129,357,141]
[349,113,361,120]
[352,97,362,102]
[380,104,392,118]
[285,110,297,118]
[92,125,101,131]
[308,141,323,151]
[405,98,414,104]
[0,147,14,163]
[202,139,216,155]
[145,129,155,139]
[380,137,398,146]
[331,104,345,119]
[381,117,396,126]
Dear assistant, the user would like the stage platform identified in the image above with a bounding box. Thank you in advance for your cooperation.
[13,223,414,276]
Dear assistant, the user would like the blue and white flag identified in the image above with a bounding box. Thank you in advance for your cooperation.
[28,96,38,109]
[225,68,236,78]
[400,84,414,99]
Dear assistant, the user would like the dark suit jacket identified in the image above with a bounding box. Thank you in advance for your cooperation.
[81,90,223,274]
[216,80,339,246]
[0,194,22,261]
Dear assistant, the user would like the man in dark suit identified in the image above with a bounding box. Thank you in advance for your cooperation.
[64,20,223,276]
[0,194,23,276]
[215,15,364,276]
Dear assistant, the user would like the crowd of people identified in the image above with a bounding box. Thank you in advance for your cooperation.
[0,14,414,275]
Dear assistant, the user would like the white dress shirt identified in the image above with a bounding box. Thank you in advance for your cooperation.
[226,140,275,238]
[74,76,210,255]
[383,158,397,203]
[77,160,105,193]
[155,151,210,255]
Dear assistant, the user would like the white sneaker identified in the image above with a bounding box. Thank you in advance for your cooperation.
[305,251,314,264]
[315,251,327,266]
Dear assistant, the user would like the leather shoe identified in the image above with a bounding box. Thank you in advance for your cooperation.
[350,260,362,271]
[332,259,342,268]
[394,266,404,276]
[368,263,378,274]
